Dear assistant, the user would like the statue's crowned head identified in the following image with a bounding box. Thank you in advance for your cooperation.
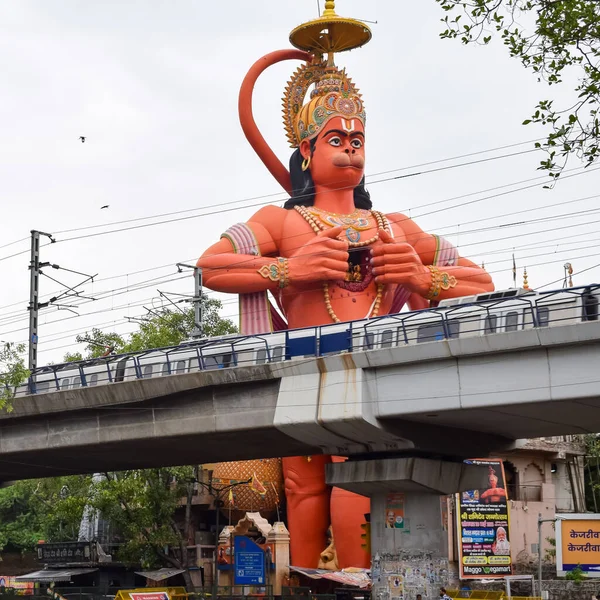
[282,61,371,209]
[283,64,366,148]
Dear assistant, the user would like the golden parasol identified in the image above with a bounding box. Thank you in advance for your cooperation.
[289,0,371,58]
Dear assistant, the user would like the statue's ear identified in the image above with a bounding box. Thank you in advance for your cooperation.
[300,139,312,160]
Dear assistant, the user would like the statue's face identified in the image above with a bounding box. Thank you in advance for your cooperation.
[300,116,365,189]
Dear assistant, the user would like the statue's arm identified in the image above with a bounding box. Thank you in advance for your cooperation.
[372,213,494,299]
[409,222,494,297]
[197,206,349,293]
[197,207,286,294]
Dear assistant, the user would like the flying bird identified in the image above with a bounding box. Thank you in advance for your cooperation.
[100,205,109,210]
[79,136,86,143]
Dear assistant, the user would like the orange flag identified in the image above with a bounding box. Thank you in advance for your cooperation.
[250,472,267,496]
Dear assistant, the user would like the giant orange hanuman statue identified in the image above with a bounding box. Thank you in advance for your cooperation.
[198,1,494,570]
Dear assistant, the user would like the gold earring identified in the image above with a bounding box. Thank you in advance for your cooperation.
[301,156,311,171]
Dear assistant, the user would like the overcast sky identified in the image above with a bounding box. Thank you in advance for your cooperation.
[1,0,598,365]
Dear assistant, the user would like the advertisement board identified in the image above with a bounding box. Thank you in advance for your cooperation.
[456,459,512,579]
[0,577,34,595]
[556,514,600,577]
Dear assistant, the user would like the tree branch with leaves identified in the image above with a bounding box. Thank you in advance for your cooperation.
[91,468,197,590]
[0,342,29,412]
[64,296,237,363]
[437,0,600,177]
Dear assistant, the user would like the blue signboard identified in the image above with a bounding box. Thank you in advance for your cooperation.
[234,536,265,585]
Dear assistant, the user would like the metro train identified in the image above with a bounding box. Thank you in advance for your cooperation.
[15,284,600,397]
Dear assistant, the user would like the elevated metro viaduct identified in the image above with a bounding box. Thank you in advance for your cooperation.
[3,321,600,584]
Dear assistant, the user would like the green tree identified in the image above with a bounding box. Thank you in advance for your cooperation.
[0,342,29,412]
[91,468,198,590]
[65,296,236,362]
[33,299,235,584]
[583,433,600,511]
[436,0,600,176]
[0,476,91,554]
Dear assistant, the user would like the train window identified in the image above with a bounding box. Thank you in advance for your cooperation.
[161,362,170,376]
[175,360,186,374]
[272,346,284,362]
[203,353,233,370]
[381,329,393,348]
[364,332,375,350]
[36,381,49,394]
[115,359,128,382]
[189,357,200,371]
[72,376,81,388]
[143,365,154,378]
[447,319,460,339]
[256,349,268,364]
[538,307,550,327]
[89,374,99,387]
[417,324,445,343]
[484,315,498,334]
[505,312,519,332]
[61,378,71,390]
[583,291,599,321]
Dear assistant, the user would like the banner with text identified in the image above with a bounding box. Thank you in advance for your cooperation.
[457,458,512,579]
[556,515,600,577]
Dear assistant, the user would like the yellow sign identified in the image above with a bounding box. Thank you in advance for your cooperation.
[557,515,600,577]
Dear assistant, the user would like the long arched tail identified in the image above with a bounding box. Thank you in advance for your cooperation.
[238,49,311,195]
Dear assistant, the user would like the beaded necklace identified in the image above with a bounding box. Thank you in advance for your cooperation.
[294,205,388,323]
[295,205,388,248]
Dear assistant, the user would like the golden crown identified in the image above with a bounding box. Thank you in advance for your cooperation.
[282,61,366,148]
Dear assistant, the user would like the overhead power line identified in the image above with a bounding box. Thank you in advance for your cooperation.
[1,190,599,334]
[51,138,542,238]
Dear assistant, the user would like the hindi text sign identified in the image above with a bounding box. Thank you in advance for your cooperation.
[556,514,600,577]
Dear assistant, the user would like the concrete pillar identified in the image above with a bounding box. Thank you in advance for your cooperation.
[267,521,290,595]
[326,457,487,600]
[371,492,450,600]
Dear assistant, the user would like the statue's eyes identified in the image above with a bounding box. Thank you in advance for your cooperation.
[328,136,342,147]
[351,139,363,149]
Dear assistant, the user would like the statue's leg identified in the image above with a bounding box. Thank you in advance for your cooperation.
[283,456,331,568]
[330,457,371,569]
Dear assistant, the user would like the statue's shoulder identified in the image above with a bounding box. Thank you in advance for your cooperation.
[383,211,413,235]
[247,204,292,244]
[250,204,287,221]
[248,204,288,230]
[383,211,410,223]
[386,211,428,232]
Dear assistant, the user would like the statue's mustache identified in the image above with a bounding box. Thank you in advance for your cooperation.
[331,153,365,169]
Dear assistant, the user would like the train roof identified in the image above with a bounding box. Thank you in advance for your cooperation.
[438,287,532,308]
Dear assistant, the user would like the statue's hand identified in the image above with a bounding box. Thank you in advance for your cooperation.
[370,230,431,295]
[288,226,349,284]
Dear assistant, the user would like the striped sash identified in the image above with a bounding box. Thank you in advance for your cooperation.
[221,223,287,335]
